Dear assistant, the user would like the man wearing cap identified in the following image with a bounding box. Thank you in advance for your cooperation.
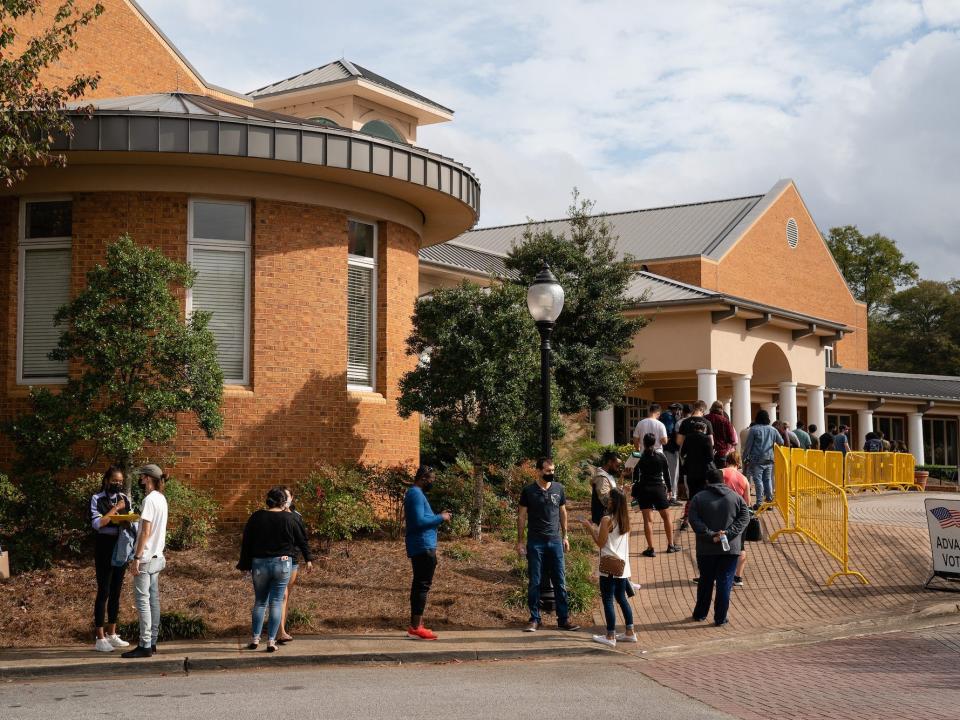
[122,464,169,659]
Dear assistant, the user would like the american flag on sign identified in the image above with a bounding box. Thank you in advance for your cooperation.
[930,507,960,528]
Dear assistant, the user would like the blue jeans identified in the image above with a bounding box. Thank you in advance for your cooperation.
[251,556,292,642]
[746,463,774,503]
[526,539,570,624]
[132,555,165,648]
[599,576,633,634]
[693,554,739,624]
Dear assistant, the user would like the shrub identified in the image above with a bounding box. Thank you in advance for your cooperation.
[366,463,414,540]
[502,531,597,615]
[117,610,207,642]
[297,465,378,544]
[427,467,474,519]
[285,606,316,630]
[163,477,219,551]
[482,489,514,535]
[443,544,475,561]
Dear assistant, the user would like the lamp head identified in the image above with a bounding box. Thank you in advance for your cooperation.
[527,263,564,324]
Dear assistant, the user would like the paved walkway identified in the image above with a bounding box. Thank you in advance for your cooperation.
[595,491,955,653]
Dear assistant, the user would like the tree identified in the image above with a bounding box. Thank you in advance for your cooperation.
[869,280,960,376]
[5,235,225,484]
[505,191,646,415]
[398,282,561,539]
[1,1,104,187]
[826,225,919,316]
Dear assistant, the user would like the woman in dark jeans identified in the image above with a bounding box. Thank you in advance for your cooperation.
[89,465,132,652]
[238,486,313,652]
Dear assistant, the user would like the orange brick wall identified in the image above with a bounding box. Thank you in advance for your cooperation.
[12,0,204,98]
[0,193,420,519]
[643,258,709,288]
[712,184,868,369]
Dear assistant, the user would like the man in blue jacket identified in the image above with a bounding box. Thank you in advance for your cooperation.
[404,465,451,640]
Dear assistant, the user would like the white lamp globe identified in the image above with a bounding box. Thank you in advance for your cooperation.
[527,264,565,324]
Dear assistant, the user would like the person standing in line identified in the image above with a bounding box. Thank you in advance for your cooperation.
[794,423,812,450]
[819,426,836,451]
[807,424,819,443]
[404,465,451,640]
[879,431,892,452]
[719,452,751,586]
[863,432,884,452]
[661,403,683,505]
[705,401,737,466]
[581,488,638,648]
[632,433,679,556]
[833,425,851,455]
[632,403,669,452]
[689,469,750,626]
[237,486,313,652]
[121,465,169,659]
[742,410,783,509]
[677,400,714,450]
[90,465,132,653]
[517,458,580,633]
[591,451,621,525]
[277,487,308,644]
[678,417,714,533]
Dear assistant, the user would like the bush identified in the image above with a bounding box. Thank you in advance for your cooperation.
[366,463,414,539]
[917,465,958,482]
[442,544,475,561]
[502,530,597,616]
[482,489,514,535]
[285,605,316,630]
[117,610,207,642]
[163,478,219,551]
[297,465,378,543]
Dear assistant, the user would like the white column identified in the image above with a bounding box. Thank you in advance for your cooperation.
[806,386,826,437]
[595,407,615,446]
[778,381,798,429]
[857,409,874,449]
[732,374,752,432]
[723,398,732,418]
[762,402,778,423]
[696,368,718,406]
[908,412,925,465]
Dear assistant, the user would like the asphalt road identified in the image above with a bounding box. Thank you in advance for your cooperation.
[0,655,732,720]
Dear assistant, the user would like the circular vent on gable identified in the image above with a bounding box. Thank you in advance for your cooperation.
[786,218,799,249]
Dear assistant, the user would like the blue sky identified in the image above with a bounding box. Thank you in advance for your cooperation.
[141,0,960,280]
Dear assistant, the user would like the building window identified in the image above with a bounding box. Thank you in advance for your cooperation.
[187,199,251,385]
[614,396,648,445]
[786,217,799,249]
[827,413,852,433]
[874,415,905,444]
[824,346,835,368]
[308,116,340,127]
[347,219,377,389]
[924,417,958,467]
[18,199,72,384]
[359,120,404,143]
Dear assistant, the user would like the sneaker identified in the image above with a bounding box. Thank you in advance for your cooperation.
[94,638,114,653]
[692,615,707,622]
[631,582,642,591]
[616,633,639,643]
[733,576,744,586]
[408,625,439,640]
[715,619,729,627]
[107,634,129,648]
[266,643,278,653]
[669,499,683,507]
[678,520,689,532]
[151,645,157,655]
[665,544,681,553]
[524,620,541,633]
[557,621,581,631]
[690,577,700,583]
[121,645,152,659]
[591,634,616,647]
[642,547,656,558]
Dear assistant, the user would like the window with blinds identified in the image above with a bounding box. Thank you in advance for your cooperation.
[347,220,377,388]
[18,199,72,383]
[188,200,250,385]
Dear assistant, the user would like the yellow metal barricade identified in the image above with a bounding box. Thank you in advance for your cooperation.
[806,449,826,478]
[824,451,844,489]
[844,452,868,493]
[793,465,869,585]
[895,453,919,490]
[770,445,802,540]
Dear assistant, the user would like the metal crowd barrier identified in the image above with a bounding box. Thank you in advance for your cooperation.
[844,452,918,493]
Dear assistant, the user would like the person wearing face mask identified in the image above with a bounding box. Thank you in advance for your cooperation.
[277,486,307,643]
[89,465,133,653]
[404,465,451,640]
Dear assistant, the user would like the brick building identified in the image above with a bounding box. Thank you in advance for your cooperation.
[420,180,960,471]
[0,0,479,515]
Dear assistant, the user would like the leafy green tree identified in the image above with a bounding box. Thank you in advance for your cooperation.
[1,0,104,187]
[5,235,224,485]
[398,282,561,539]
[505,191,646,415]
[826,225,919,316]
[869,280,960,375]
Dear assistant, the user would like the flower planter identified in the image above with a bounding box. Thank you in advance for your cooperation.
[914,470,929,491]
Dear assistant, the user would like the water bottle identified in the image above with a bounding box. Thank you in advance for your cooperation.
[720,533,730,552]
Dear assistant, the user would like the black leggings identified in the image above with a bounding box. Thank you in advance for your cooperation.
[94,533,125,628]
[409,550,438,617]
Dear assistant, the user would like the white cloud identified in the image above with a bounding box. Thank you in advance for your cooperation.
[923,0,960,25]
[855,0,924,38]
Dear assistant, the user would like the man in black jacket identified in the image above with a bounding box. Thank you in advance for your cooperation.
[688,469,750,626]
[678,418,713,532]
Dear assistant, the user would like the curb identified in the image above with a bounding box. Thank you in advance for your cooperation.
[0,643,607,683]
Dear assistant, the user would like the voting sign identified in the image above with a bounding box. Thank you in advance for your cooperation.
[925,497,960,590]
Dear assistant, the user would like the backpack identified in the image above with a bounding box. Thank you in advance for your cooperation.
[661,411,676,437]
[863,437,884,452]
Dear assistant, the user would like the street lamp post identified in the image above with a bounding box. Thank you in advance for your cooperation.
[527,263,565,459]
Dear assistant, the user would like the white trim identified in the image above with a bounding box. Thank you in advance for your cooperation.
[187,198,252,386]
[347,218,378,391]
[17,197,73,385]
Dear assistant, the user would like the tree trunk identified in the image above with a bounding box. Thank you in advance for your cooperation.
[471,465,484,541]
[121,457,133,497]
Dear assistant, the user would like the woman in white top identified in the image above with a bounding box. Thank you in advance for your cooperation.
[581,487,638,647]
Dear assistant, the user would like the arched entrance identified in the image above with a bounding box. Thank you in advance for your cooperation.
[751,342,796,426]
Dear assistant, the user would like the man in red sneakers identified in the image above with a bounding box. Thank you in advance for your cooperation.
[404,465,451,640]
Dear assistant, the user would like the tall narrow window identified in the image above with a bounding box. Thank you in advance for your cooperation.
[188,199,250,385]
[18,199,72,383]
[347,220,377,389]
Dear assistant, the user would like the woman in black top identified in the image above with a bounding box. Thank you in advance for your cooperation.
[679,418,715,532]
[89,465,133,653]
[632,434,679,557]
[237,486,313,652]
[277,486,308,643]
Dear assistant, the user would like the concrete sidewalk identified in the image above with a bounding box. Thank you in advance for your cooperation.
[0,629,605,681]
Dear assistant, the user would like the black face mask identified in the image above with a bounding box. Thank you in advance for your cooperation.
[542,473,555,482]
[108,483,123,494]
[422,480,434,492]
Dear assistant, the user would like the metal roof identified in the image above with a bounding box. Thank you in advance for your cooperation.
[449,191,768,261]
[66,93,313,125]
[419,244,513,278]
[249,59,453,113]
[626,272,717,303]
[826,369,960,402]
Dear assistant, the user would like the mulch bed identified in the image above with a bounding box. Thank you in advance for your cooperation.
[0,529,595,648]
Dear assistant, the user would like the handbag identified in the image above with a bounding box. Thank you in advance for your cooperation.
[598,522,628,576]
[744,516,762,542]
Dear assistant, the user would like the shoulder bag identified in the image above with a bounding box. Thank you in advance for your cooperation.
[598,522,627,576]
